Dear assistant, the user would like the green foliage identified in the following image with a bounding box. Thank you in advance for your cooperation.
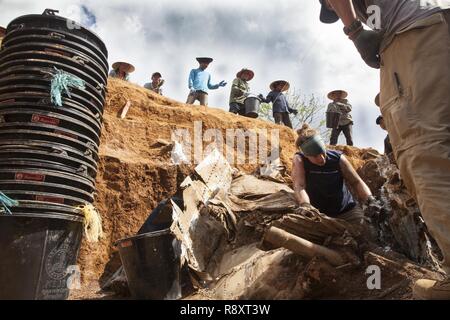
[258,89,330,141]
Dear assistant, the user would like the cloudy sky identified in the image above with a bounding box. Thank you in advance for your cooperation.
[0,0,385,151]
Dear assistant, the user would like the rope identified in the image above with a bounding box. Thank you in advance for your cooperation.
[75,204,103,243]
[50,67,86,107]
[0,192,19,215]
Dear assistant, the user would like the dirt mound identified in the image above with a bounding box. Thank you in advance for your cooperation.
[73,78,437,300]
[78,78,299,285]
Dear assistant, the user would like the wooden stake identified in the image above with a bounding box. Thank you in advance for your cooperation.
[262,226,346,266]
[119,100,131,119]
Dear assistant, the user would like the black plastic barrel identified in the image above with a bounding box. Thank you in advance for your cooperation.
[116,229,182,300]
[244,96,261,118]
[0,213,83,300]
[326,111,341,129]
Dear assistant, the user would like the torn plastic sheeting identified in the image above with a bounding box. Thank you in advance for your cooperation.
[193,149,232,203]
[209,247,288,300]
[170,186,226,274]
[170,196,199,271]
[259,154,286,182]
[226,190,298,213]
[230,175,293,199]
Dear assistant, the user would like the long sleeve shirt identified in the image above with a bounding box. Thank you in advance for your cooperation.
[327,100,353,126]
[262,91,290,114]
[229,78,249,105]
[109,70,129,82]
[188,68,220,93]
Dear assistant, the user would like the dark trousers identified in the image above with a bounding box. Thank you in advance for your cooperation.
[273,112,293,129]
[229,102,246,116]
[186,91,208,106]
[330,124,353,146]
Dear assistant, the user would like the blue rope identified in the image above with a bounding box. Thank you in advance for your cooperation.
[50,67,86,107]
[0,192,19,215]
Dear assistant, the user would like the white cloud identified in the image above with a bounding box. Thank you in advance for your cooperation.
[0,0,386,152]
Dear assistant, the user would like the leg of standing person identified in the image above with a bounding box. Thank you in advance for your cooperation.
[342,124,354,146]
[273,112,283,125]
[330,127,342,145]
[199,92,208,106]
[282,112,293,129]
[380,12,450,295]
[186,92,196,105]
[229,103,240,114]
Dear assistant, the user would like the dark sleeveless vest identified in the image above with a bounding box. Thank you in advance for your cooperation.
[299,150,356,217]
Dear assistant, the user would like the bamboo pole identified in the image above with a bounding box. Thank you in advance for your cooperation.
[262,226,346,266]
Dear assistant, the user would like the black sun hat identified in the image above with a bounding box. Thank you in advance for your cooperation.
[327,90,348,100]
[196,57,213,64]
[236,68,255,81]
[270,80,290,92]
[319,0,339,24]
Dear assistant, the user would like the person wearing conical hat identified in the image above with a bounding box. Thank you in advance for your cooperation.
[0,27,6,49]
[327,90,354,146]
[186,57,227,106]
[144,72,165,95]
[259,80,297,129]
[109,61,135,81]
[229,68,254,116]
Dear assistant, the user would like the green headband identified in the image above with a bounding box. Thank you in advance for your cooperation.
[300,135,326,156]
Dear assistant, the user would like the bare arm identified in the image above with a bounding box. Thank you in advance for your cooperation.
[327,0,358,26]
[339,155,372,203]
[292,154,311,205]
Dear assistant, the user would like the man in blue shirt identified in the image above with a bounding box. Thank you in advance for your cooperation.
[259,80,297,129]
[186,57,227,106]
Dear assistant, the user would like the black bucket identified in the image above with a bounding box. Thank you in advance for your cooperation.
[0,83,104,115]
[0,129,99,160]
[0,212,83,300]
[0,44,108,80]
[6,11,108,57]
[0,109,101,143]
[116,229,182,300]
[0,72,106,103]
[0,90,104,121]
[3,189,90,207]
[0,51,107,87]
[244,96,261,118]
[326,111,341,129]
[9,200,84,218]
[0,103,102,136]
[0,141,98,169]
[2,27,108,67]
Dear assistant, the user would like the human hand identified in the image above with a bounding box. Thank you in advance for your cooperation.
[351,30,382,69]
[363,195,383,218]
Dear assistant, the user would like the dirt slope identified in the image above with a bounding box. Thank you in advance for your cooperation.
[74,78,406,297]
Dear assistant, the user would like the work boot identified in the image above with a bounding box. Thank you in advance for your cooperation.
[413,278,450,300]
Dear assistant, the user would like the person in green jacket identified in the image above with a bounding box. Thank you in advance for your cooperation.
[229,68,254,116]
[327,90,354,146]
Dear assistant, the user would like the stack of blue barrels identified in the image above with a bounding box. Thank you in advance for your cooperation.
[0,9,107,300]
